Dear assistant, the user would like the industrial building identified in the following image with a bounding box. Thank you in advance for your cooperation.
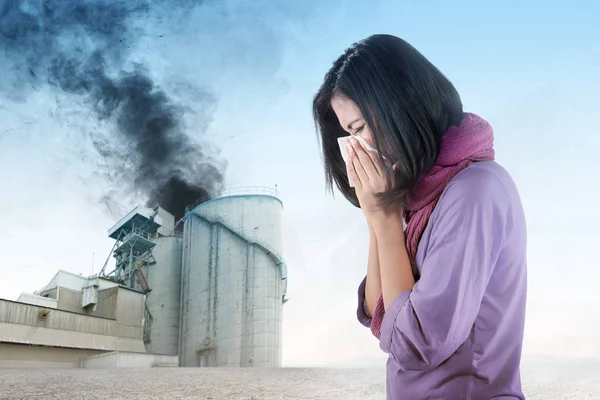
[0,270,155,368]
[0,187,287,368]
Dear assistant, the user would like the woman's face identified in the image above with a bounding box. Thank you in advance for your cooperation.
[331,95,376,148]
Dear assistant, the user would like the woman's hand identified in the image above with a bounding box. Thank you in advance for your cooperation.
[346,137,392,221]
[347,138,413,311]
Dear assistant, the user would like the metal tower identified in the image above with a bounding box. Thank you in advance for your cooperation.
[99,206,162,294]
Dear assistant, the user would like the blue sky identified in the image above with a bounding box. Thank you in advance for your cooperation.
[1,0,599,366]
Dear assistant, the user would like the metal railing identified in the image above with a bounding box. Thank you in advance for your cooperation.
[186,186,281,212]
[131,227,157,241]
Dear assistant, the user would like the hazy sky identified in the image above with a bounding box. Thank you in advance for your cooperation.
[1,0,599,367]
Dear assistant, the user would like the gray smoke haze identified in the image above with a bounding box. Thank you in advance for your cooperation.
[0,0,221,220]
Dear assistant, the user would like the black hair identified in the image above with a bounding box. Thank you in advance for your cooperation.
[312,34,463,209]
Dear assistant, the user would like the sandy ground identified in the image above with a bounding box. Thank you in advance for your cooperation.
[0,367,599,399]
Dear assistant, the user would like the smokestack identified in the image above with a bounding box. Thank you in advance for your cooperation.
[0,1,224,220]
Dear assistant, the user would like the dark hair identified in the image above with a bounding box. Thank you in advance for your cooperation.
[312,34,463,209]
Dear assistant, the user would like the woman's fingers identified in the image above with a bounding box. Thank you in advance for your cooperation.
[348,143,369,186]
[346,161,358,188]
[351,138,382,180]
[346,154,361,189]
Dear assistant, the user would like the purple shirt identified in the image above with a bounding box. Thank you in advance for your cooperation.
[357,161,527,399]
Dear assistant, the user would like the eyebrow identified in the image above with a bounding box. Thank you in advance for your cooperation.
[346,118,363,130]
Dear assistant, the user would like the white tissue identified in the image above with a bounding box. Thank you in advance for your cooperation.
[337,135,383,188]
[337,135,380,163]
[337,136,352,163]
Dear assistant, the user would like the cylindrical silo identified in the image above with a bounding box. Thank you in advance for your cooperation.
[144,234,183,356]
[178,187,286,367]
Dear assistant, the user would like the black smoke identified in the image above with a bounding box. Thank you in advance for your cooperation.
[0,0,223,220]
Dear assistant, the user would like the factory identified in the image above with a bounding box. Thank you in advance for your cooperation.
[0,187,287,368]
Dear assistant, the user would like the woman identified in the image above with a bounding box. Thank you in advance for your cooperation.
[312,35,527,399]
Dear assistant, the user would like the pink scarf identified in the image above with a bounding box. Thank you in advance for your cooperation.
[369,112,495,339]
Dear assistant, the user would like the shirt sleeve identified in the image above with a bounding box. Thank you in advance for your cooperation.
[356,276,372,327]
[379,170,508,371]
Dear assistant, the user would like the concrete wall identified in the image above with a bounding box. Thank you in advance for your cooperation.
[114,287,146,328]
[40,270,87,293]
[0,345,177,369]
[55,287,82,313]
[81,352,178,369]
[44,287,58,299]
[145,235,183,356]
[0,343,104,368]
[95,287,119,318]
[40,271,120,295]
[50,286,144,333]
[56,286,141,323]
[194,195,284,255]
[16,293,58,309]
[56,287,116,319]
[0,298,146,352]
[155,206,175,236]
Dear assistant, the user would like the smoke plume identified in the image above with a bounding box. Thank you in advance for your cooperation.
[0,0,223,220]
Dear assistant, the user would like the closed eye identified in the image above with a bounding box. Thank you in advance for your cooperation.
[353,125,365,135]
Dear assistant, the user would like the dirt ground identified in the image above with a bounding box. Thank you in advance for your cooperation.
[0,367,599,399]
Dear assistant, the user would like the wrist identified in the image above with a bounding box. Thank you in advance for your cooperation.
[367,220,375,234]
[369,209,404,231]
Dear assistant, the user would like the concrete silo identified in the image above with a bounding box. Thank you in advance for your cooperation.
[144,207,183,356]
[178,187,287,367]
[144,235,183,356]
